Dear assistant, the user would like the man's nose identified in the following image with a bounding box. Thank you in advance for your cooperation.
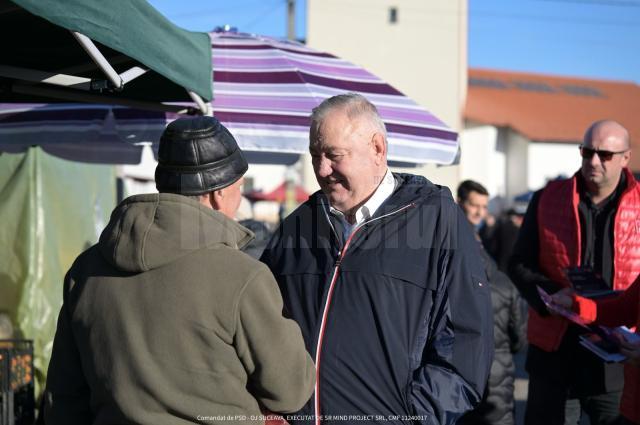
[588,152,602,167]
[315,157,332,177]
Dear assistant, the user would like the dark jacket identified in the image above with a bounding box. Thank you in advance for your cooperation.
[261,173,494,425]
[480,215,521,273]
[240,219,272,259]
[44,193,315,425]
[460,248,527,425]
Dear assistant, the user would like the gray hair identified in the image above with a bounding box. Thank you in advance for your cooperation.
[310,93,388,146]
[184,193,207,202]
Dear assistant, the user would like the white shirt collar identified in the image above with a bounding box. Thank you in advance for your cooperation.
[330,168,396,225]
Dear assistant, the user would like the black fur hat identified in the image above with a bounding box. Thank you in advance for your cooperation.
[155,116,248,195]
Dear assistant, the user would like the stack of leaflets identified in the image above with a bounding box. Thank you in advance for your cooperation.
[565,267,619,299]
[578,327,638,363]
[537,286,639,362]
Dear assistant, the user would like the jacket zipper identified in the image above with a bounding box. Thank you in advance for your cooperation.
[313,202,415,424]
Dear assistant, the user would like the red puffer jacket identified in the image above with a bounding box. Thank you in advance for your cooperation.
[529,169,640,352]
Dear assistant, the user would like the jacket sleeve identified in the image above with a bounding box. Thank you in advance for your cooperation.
[506,274,528,353]
[508,190,562,315]
[234,265,316,414]
[409,205,494,425]
[575,277,640,328]
[43,272,93,424]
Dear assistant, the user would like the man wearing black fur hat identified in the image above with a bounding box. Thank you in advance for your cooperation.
[44,116,315,424]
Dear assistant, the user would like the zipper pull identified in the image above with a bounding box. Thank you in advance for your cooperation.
[335,251,342,268]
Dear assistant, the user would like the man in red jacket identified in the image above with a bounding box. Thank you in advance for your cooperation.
[508,120,640,425]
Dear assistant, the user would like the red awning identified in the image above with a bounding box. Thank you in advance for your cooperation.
[245,182,309,203]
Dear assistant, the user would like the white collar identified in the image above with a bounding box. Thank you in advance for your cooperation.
[330,168,396,225]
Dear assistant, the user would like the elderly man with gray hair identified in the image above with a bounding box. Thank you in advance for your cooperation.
[261,93,494,425]
[44,116,315,424]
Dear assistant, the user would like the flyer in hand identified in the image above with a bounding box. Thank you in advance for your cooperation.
[537,286,638,362]
[579,333,626,362]
[536,286,591,328]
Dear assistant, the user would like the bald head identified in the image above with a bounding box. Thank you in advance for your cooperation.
[583,120,630,150]
[580,119,631,200]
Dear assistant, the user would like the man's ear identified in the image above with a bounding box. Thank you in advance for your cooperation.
[372,132,386,164]
[210,190,224,211]
[621,149,631,167]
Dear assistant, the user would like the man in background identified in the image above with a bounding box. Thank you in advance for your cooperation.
[457,180,527,425]
[509,120,640,425]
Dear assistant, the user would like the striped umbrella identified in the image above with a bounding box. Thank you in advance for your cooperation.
[209,30,458,165]
[0,103,147,164]
[0,31,458,165]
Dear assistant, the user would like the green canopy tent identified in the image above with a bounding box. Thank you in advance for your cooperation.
[0,0,214,398]
[0,0,213,114]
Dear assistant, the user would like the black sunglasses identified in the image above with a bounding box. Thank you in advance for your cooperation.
[579,145,628,162]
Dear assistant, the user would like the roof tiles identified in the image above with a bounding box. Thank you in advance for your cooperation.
[464,68,640,170]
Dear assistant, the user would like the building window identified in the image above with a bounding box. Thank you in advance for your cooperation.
[513,81,556,93]
[469,77,508,89]
[560,85,603,97]
[389,7,398,24]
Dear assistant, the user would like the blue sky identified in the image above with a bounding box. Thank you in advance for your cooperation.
[149,0,640,83]
[469,0,640,83]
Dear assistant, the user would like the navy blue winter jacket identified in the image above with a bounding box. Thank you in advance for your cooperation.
[260,173,494,425]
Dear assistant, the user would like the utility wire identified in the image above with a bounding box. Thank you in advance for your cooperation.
[470,10,638,27]
[314,2,639,26]
[533,0,640,7]
[244,0,287,31]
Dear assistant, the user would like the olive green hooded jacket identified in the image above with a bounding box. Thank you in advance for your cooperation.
[44,193,315,424]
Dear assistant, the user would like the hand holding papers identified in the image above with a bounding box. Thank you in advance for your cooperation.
[537,286,638,362]
[537,286,590,328]
[578,327,636,363]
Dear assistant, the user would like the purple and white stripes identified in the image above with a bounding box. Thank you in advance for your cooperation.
[210,31,458,164]
[0,32,458,165]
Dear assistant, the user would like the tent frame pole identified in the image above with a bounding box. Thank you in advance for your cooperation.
[71,31,124,90]
[11,83,196,114]
[187,91,210,115]
[0,65,91,89]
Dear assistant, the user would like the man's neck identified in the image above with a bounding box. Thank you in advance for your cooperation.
[332,167,391,224]
[585,175,622,207]
[339,194,373,224]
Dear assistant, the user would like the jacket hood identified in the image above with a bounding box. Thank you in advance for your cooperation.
[98,193,254,273]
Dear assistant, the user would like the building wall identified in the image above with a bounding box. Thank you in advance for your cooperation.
[459,123,584,210]
[459,124,506,198]
[527,142,581,191]
[504,129,529,202]
[306,0,468,190]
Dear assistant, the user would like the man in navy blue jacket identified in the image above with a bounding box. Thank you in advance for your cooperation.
[261,93,494,425]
